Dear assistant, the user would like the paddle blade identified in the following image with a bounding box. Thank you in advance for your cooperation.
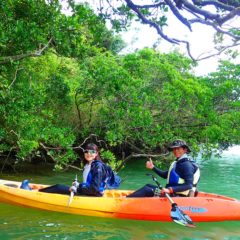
[170,203,195,228]
[67,191,74,207]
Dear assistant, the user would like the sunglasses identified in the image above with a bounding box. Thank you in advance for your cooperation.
[84,150,97,154]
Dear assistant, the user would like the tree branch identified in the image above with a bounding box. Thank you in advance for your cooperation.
[115,152,169,172]
[165,0,192,31]
[182,0,221,20]
[0,38,53,64]
[196,42,240,61]
[125,0,180,44]
[130,2,165,9]
[217,7,240,25]
[189,18,240,40]
[118,0,240,60]
[39,142,82,171]
[192,0,236,11]
[8,66,24,89]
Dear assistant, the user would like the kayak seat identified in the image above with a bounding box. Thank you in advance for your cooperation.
[4,183,18,188]
[104,191,129,198]
[30,184,41,190]
[188,189,198,197]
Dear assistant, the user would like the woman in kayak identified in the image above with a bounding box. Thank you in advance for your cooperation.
[127,139,200,197]
[39,143,118,196]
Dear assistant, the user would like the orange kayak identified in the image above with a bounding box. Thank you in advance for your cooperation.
[0,179,239,222]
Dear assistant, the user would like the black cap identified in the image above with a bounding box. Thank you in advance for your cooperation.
[168,139,191,153]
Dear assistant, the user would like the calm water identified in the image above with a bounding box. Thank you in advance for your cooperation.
[0,147,240,240]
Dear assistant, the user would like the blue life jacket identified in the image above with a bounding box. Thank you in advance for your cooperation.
[83,160,121,193]
[167,159,200,196]
[82,160,105,193]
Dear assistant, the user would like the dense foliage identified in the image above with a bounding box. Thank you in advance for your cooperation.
[0,0,240,172]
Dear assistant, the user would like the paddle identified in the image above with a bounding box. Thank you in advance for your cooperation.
[146,173,195,228]
[67,174,79,207]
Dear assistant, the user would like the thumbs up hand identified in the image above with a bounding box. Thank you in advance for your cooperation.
[146,158,154,169]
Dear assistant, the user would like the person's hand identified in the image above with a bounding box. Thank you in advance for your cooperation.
[161,188,171,194]
[161,188,174,196]
[69,185,77,193]
[146,158,154,169]
[72,180,79,188]
[154,187,173,196]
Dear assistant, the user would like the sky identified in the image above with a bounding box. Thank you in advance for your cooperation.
[63,0,240,76]
[119,21,221,76]
[118,7,240,76]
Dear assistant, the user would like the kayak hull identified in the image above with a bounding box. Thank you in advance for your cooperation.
[0,179,240,222]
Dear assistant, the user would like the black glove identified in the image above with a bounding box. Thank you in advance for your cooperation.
[154,187,161,197]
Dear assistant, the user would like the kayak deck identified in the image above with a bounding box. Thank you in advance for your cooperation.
[1,179,236,200]
[0,179,240,222]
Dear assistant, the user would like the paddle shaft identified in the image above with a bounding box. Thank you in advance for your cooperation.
[67,174,79,207]
[146,173,195,227]
[165,192,174,204]
[147,173,178,204]
[68,191,74,207]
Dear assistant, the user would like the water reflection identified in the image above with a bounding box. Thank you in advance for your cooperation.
[1,202,240,240]
[197,146,240,198]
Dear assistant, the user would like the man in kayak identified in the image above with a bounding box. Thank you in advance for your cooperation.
[127,139,200,197]
[39,143,121,196]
